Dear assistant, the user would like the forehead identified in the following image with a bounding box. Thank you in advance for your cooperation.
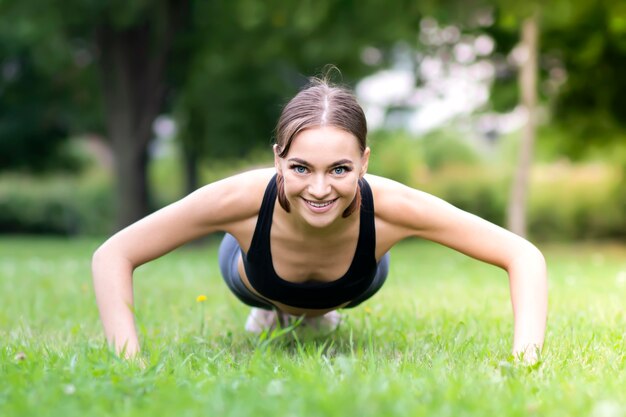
[286,126,361,162]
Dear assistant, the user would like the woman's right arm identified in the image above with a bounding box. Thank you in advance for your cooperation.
[91,170,271,357]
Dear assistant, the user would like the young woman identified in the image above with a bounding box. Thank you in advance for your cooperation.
[92,78,547,361]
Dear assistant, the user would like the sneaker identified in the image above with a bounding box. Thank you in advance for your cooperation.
[244,308,279,334]
[302,310,341,334]
[244,308,342,335]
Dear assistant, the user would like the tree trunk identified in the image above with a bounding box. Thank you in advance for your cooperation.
[182,145,199,195]
[96,1,188,231]
[507,13,539,237]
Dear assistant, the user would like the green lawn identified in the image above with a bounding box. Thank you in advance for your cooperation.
[1,236,625,417]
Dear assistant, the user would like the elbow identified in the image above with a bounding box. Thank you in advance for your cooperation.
[528,241,546,268]
[523,239,544,261]
[91,243,109,281]
[511,240,546,274]
[91,240,129,279]
[92,238,137,279]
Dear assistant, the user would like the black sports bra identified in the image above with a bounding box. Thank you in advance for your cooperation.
[242,174,377,309]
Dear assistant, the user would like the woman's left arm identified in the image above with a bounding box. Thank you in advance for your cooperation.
[375,178,547,361]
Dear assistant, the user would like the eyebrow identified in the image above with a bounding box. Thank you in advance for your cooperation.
[287,158,354,167]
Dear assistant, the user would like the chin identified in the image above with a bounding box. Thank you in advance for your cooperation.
[303,216,336,229]
[296,200,347,228]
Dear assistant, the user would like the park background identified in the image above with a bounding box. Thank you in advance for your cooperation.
[1,0,625,240]
[1,1,625,417]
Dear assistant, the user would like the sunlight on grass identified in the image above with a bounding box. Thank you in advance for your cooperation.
[1,237,625,416]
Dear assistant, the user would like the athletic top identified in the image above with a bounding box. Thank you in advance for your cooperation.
[242,174,378,309]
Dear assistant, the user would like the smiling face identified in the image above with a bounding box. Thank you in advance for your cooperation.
[275,126,370,229]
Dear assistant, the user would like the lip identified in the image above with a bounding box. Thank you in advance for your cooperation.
[302,197,338,213]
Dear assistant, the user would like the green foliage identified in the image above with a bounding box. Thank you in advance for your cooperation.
[545,3,626,143]
[0,173,114,235]
[367,130,625,240]
[368,131,426,186]
[175,61,286,159]
[486,1,626,151]
[174,0,425,164]
[2,136,623,241]
[148,147,275,205]
[1,238,626,416]
[424,167,509,226]
[528,164,625,240]
[368,129,481,185]
[0,44,72,172]
[420,130,482,170]
[368,131,507,225]
[422,163,626,241]
[0,1,104,173]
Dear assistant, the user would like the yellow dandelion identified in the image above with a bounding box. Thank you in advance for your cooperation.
[364,306,372,314]
[196,294,207,303]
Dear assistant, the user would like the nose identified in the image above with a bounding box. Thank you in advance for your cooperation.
[308,174,331,199]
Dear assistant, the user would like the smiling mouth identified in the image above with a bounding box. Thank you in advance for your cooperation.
[303,198,337,208]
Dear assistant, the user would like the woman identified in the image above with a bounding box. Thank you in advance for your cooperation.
[92,77,547,361]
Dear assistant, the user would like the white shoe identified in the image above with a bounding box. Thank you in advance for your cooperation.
[302,310,341,334]
[244,308,342,335]
[244,308,279,334]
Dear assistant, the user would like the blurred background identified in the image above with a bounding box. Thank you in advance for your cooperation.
[0,0,624,241]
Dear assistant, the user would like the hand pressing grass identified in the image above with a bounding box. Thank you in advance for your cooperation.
[1,237,625,417]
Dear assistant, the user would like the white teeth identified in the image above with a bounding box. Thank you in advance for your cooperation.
[307,200,333,208]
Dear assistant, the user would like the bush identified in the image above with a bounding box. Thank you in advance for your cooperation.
[368,129,483,185]
[418,166,509,226]
[368,130,426,186]
[419,163,625,241]
[367,131,625,240]
[1,132,624,241]
[420,130,481,171]
[0,173,114,235]
[527,163,624,240]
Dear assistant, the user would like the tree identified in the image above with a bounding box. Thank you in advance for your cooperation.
[487,0,626,236]
[543,1,626,235]
[506,11,539,237]
[1,0,190,230]
[0,42,72,172]
[174,0,425,193]
[94,1,189,229]
[2,0,427,228]
[0,3,101,173]
[542,1,626,152]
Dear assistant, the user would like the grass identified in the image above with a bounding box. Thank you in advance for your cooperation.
[1,236,625,417]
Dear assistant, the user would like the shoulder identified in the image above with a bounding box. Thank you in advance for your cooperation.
[363,173,408,197]
[365,173,432,214]
[182,168,276,228]
[94,168,277,267]
[364,173,460,236]
[198,167,275,197]
[364,175,542,271]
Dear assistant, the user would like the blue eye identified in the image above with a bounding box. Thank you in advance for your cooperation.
[294,166,307,174]
[333,166,351,175]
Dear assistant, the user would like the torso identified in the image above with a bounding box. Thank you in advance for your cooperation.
[237,200,362,316]
[225,169,410,316]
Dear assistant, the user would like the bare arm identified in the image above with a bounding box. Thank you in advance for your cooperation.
[92,247,139,357]
[91,170,271,357]
[371,176,547,360]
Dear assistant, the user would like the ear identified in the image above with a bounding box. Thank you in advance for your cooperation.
[273,144,283,175]
[360,147,371,178]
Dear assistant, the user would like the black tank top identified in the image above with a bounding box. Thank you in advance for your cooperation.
[242,174,378,309]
